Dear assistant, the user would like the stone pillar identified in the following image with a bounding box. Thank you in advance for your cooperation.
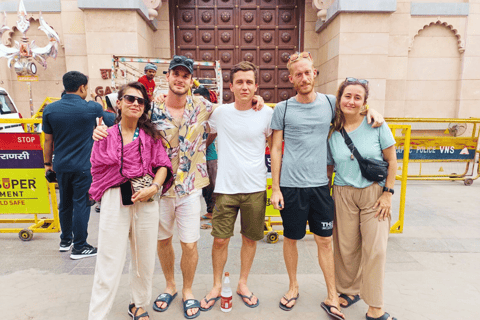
[385,0,410,117]
[61,0,88,74]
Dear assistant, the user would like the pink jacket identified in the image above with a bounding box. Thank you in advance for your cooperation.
[89,124,173,201]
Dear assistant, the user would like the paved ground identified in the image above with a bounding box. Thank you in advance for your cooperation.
[1,180,479,320]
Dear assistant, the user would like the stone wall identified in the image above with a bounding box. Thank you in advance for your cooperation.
[312,0,478,118]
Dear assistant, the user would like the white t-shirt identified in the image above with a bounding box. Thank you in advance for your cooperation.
[208,103,273,194]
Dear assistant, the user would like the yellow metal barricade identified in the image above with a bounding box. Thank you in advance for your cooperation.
[386,118,480,186]
[389,124,411,233]
[0,118,60,241]
[263,123,412,242]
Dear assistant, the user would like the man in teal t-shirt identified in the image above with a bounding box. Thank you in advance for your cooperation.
[193,87,218,224]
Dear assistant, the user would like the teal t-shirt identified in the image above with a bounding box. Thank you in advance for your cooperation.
[271,93,336,187]
[206,138,217,161]
[328,117,396,188]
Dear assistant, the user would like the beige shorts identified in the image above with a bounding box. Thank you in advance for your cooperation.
[157,190,202,243]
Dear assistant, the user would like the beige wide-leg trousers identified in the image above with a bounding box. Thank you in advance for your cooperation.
[332,183,390,308]
[89,187,159,320]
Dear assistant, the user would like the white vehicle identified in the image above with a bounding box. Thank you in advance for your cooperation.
[0,87,25,132]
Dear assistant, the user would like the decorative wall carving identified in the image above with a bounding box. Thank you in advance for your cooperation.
[221,11,231,22]
[281,32,291,43]
[202,32,212,42]
[202,52,213,61]
[183,32,193,42]
[221,52,231,62]
[409,20,465,53]
[202,11,213,23]
[221,32,231,42]
[263,32,272,43]
[182,11,193,22]
[311,0,335,21]
[262,91,272,101]
[244,32,254,43]
[281,12,292,22]
[262,72,272,82]
[280,71,289,82]
[263,11,273,23]
[262,52,272,63]
[244,12,254,23]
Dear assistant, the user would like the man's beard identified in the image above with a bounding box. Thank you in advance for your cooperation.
[295,81,314,95]
[169,83,189,96]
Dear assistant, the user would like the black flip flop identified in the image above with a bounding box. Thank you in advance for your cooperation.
[279,293,299,311]
[183,299,201,319]
[339,293,360,308]
[128,304,149,320]
[321,302,345,320]
[237,292,260,308]
[199,295,220,311]
[152,292,177,312]
[366,312,397,320]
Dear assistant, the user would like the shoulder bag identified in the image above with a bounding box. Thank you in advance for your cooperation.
[340,128,388,182]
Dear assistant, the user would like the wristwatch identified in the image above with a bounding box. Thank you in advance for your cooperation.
[383,187,394,195]
[44,162,52,166]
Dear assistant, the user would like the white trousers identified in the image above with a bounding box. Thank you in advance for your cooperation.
[88,187,159,320]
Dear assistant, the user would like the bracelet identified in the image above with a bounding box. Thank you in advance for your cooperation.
[44,162,52,166]
[152,182,160,191]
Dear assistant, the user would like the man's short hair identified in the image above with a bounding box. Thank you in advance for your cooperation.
[63,71,88,93]
[230,61,257,84]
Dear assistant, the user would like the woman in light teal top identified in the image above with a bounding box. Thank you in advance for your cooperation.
[328,78,398,320]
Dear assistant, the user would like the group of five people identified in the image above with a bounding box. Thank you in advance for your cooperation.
[44,51,397,320]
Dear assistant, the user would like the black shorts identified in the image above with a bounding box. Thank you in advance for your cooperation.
[280,185,334,240]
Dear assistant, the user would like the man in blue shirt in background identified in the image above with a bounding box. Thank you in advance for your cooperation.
[43,71,115,260]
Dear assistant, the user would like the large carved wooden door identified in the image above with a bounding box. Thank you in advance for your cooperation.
[173,0,302,103]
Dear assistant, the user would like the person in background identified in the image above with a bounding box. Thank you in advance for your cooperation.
[43,71,115,259]
[88,82,173,320]
[193,86,218,229]
[328,78,398,320]
[93,93,117,213]
[138,63,157,100]
[94,95,105,108]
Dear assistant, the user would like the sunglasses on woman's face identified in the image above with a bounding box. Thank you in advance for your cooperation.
[345,77,369,85]
[121,95,145,106]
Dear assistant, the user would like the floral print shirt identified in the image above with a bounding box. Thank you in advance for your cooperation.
[151,95,217,197]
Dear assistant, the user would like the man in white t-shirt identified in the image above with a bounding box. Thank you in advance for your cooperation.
[199,61,273,311]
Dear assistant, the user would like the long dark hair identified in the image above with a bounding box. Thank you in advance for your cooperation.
[115,82,162,141]
[329,80,369,137]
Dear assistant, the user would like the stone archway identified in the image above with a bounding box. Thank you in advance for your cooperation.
[406,23,462,118]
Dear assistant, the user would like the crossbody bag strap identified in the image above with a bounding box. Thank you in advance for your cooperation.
[324,94,335,123]
[340,128,365,161]
[282,99,288,140]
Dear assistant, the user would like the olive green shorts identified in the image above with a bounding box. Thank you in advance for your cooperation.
[211,191,266,241]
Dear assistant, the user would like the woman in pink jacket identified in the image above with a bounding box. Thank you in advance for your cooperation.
[88,82,173,320]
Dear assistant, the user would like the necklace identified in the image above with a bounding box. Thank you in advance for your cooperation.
[341,129,355,161]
